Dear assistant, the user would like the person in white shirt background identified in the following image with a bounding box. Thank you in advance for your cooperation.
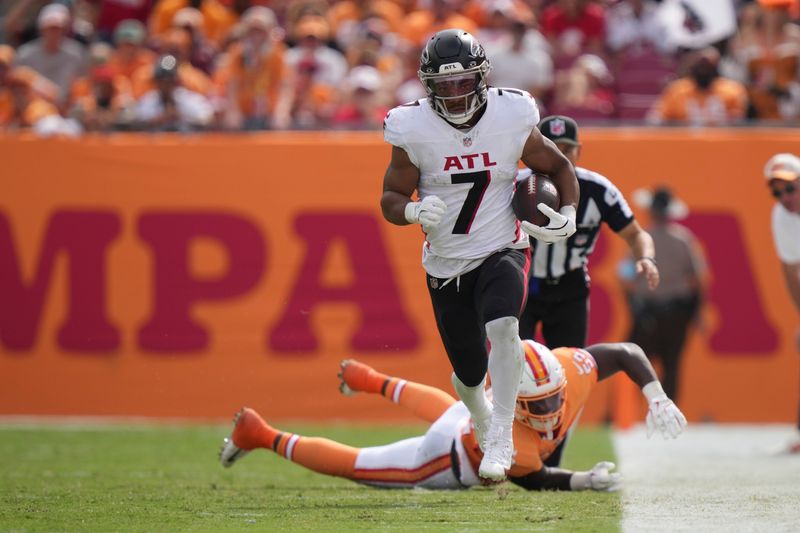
[135,53,213,132]
[764,152,800,455]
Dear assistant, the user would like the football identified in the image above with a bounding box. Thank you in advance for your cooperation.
[512,172,560,227]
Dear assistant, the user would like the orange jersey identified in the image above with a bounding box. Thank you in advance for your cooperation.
[400,11,478,47]
[212,41,286,118]
[328,1,405,34]
[462,347,598,477]
[148,0,235,46]
[652,77,747,124]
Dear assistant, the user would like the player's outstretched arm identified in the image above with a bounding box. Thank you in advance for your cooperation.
[508,462,621,492]
[587,342,688,439]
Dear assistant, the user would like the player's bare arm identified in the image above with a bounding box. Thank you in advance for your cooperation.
[381,145,447,230]
[381,146,421,225]
[617,221,660,290]
[520,128,579,210]
[588,342,659,386]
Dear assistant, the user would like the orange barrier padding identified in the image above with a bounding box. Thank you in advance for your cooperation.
[1,129,798,424]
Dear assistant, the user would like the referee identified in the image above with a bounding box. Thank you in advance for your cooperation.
[518,115,659,467]
[519,115,660,351]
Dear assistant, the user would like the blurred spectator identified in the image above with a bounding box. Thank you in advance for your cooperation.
[284,16,348,87]
[620,186,707,403]
[725,0,800,121]
[108,19,157,82]
[69,41,118,101]
[401,0,478,47]
[131,27,212,98]
[762,152,800,455]
[330,64,388,129]
[472,0,538,46]
[540,0,606,67]
[284,0,330,41]
[0,42,60,103]
[342,18,403,92]
[483,10,553,100]
[327,0,405,44]
[212,6,286,130]
[135,53,214,131]
[648,47,748,126]
[172,6,217,73]
[605,0,673,56]
[2,0,51,47]
[276,15,346,128]
[84,0,154,43]
[148,0,235,46]
[393,44,427,104]
[548,53,615,119]
[273,48,338,129]
[69,64,135,131]
[14,4,89,106]
[0,65,79,135]
[0,44,12,78]
[343,17,390,66]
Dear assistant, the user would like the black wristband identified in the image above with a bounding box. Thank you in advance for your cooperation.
[639,256,657,266]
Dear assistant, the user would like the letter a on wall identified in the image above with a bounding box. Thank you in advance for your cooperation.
[270,212,419,352]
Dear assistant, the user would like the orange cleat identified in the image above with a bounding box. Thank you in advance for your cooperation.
[219,407,274,468]
[338,359,383,396]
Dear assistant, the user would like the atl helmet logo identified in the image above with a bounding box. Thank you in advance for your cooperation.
[550,119,566,136]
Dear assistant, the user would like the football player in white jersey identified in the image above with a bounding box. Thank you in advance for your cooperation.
[379,28,579,481]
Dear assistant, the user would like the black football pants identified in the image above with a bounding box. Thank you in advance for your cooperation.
[426,248,530,388]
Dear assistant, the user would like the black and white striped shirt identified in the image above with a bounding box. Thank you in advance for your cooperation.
[521,166,635,279]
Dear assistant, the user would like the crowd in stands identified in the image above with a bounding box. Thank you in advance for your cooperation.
[0,0,798,134]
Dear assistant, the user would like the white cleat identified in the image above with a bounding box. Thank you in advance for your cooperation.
[219,409,251,468]
[219,437,249,468]
[479,421,514,481]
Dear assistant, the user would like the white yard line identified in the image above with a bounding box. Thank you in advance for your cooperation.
[614,424,800,533]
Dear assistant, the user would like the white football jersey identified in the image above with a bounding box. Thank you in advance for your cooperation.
[384,88,539,278]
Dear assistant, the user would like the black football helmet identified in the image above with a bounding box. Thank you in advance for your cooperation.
[418,29,491,125]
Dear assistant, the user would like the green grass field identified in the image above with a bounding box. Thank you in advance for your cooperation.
[0,422,620,532]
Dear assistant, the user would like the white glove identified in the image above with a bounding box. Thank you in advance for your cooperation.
[405,195,446,230]
[570,461,622,492]
[520,204,576,244]
[643,382,688,439]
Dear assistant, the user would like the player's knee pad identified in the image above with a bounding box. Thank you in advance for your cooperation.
[485,316,523,359]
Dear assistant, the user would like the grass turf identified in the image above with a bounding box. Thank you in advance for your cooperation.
[0,422,620,532]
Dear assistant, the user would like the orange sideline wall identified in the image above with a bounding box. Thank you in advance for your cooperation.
[0,130,798,424]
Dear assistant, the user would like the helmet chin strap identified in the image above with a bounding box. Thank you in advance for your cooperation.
[433,94,483,125]
[531,416,560,440]
[445,113,471,125]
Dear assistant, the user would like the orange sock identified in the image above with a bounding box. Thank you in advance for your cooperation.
[274,434,359,479]
[342,361,457,422]
[392,380,457,423]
